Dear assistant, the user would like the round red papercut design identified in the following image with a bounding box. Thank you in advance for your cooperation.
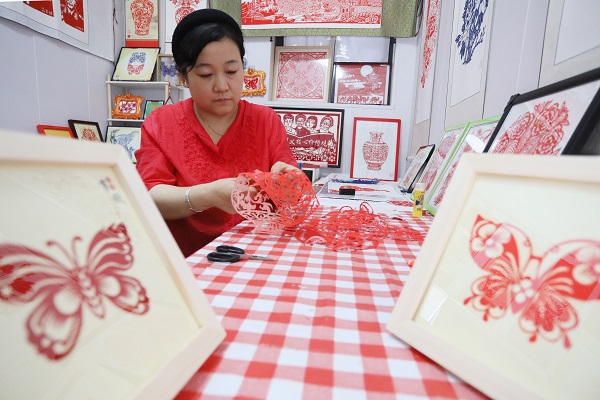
[276,52,327,100]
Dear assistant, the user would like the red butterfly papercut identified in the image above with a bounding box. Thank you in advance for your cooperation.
[464,215,600,348]
[0,223,149,360]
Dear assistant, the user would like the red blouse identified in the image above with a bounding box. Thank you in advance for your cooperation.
[136,98,297,257]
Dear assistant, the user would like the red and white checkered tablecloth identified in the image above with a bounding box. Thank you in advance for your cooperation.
[175,207,487,400]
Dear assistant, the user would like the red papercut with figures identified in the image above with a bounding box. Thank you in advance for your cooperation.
[0,223,150,360]
[464,215,600,348]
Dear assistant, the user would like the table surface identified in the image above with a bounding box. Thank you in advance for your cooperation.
[175,203,487,400]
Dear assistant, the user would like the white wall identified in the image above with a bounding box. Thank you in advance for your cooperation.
[0,12,121,139]
[428,0,549,146]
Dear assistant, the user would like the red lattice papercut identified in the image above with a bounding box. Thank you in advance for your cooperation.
[231,169,319,235]
[295,202,424,251]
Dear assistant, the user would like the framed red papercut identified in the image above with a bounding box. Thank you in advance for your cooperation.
[388,153,600,400]
[334,63,390,105]
[36,124,77,139]
[425,116,500,215]
[485,67,600,155]
[272,46,332,103]
[350,117,401,181]
[242,68,267,97]
[398,144,435,193]
[112,93,145,120]
[68,119,103,142]
[412,123,467,200]
[125,0,159,47]
[272,107,344,168]
[0,130,225,400]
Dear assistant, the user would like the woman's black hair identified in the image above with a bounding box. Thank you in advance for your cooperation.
[171,9,245,76]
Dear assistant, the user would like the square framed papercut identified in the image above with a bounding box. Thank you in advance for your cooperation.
[388,152,600,400]
[485,67,600,155]
[272,107,344,168]
[272,46,333,103]
[0,130,225,400]
[112,47,160,81]
[350,117,401,181]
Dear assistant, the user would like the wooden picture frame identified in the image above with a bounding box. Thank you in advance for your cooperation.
[142,100,164,120]
[398,144,435,193]
[112,47,160,82]
[0,130,225,400]
[272,107,344,168]
[485,67,600,155]
[125,0,159,48]
[36,124,77,139]
[106,126,142,163]
[425,116,500,215]
[242,68,267,97]
[67,119,103,142]
[350,117,401,181]
[112,93,145,120]
[333,63,390,105]
[155,54,181,85]
[387,153,600,400]
[272,46,333,103]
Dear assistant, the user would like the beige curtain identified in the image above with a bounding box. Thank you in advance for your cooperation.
[209,0,422,38]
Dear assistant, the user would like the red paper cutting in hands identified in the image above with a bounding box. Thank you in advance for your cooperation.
[231,169,319,235]
[294,202,424,251]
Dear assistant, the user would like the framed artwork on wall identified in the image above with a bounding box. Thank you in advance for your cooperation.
[425,116,500,215]
[106,126,142,163]
[0,130,226,400]
[272,107,344,168]
[155,54,181,85]
[36,125,77,139]
[350,117,401,181]
[112,47,160,81]
[142,100,164,119]
[387,152,600,400]
[398,144,435,193]
[125,0,159,48]
[242,68,267,97]
[67,119,103,142]
[272,46,333,103]
[445,0,495,128]
[112,94,145,120]
[333,63,390,105]
[484,67,600,155]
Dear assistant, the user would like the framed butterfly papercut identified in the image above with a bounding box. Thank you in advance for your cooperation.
[0,130,225,400]
[387,153,600,400]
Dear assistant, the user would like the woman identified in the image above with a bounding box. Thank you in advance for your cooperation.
[135,9,297,257]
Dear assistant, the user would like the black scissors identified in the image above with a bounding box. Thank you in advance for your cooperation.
[207,245,274,263]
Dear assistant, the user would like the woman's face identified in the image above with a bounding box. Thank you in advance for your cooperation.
[186,38,244,118]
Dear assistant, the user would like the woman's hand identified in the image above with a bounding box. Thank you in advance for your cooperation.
[270,161,299,173]
[204,178,237,214]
